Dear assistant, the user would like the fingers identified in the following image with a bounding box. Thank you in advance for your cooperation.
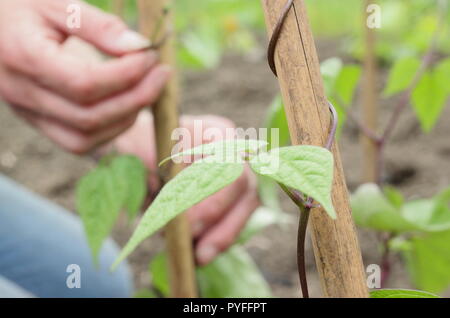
[195,177,260,266]
[2,36,159,103]
[14,107,138,155]
[0,0,158,104]
[0,65,171,132]
[40,0,151,55]
[187,170,249,237]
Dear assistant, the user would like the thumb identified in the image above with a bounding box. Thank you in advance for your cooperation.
[42,0,151,55]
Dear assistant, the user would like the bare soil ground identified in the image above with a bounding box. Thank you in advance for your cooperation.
[1,41,449,297]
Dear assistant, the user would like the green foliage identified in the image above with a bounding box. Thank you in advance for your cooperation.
[412,58,450,132]
[320,58,361,135]
[84,0,110,11]
[250,146,336,218]
[404,230,450,294]
[160,139,267,166]
[264,95,290,149]
[112,158,244,269]
[178,30,222,69]
[197,246,271,298]
[134,289,158,298]
[86,0,264,70]
[384,57,421,97]
[148,198,287,298]
[174,0,263,69]
[76,167,122,262]
[113,140,335,268]
[237,206,292,244]
[150,247,271,298]
[149,253,170,297]
[370,289,439,298]
[306,0,363,38]
[351,183,418,233]
[111,156,147,220]
[402,188,450,232]
[383,185,405,209]
[76,155,147,262]
[347,0,449,62]
[353,184,450,234]
[335,65,362,105]
[352,183,450,294]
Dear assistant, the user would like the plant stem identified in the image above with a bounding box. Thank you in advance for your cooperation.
[278,183,304,206]
[361,0,379,183]
[347,109,381,144]
[138,0,197,298]
[380,0,445,145]
[365,2,446,284]
[297,204,311,298]
[278,183,310,298]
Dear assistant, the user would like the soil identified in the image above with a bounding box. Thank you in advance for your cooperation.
[1,40,450,297]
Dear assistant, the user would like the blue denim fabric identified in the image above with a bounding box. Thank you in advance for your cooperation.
[0,175,133,298]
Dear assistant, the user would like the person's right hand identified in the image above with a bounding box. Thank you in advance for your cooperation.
[0,0,170,154]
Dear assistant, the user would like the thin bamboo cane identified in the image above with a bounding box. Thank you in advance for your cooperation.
[361,0,379,183]
[137,0,197,298]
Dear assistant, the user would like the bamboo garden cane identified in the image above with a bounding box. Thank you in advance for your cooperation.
[261,0,369,297]
[137,0,197,298]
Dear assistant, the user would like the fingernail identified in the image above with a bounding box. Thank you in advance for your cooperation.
[116,30,151,51]
[196,246,218,265]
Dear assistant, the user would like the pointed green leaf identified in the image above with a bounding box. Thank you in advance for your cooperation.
[370,289,439,298]
[112,160,244,269]
[335,64,361,104]
[404,230,450,293]
[250,146,336,218]
[110,156,147,220]
[384,57,421,97]
[76,167,123,261]
[351,183,417,232]
[412,59,450,132]
[160,139,268,166]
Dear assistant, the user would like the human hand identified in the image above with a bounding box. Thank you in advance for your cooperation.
[115,112,260,265]
[0,0,170,154]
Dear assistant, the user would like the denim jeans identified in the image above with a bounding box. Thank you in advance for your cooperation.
[0,175,133,298]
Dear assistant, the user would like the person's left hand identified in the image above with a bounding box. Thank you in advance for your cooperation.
[114,111,260,265]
